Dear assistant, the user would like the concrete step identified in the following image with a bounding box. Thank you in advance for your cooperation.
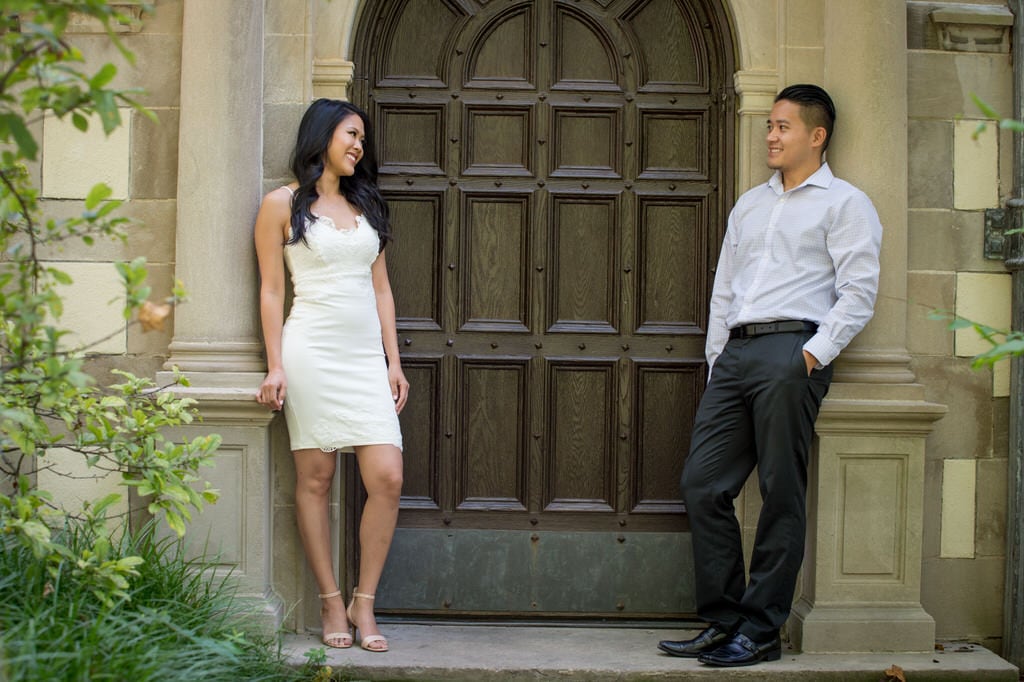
[281,624,1020,681]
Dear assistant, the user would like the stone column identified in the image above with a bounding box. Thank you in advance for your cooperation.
[158,0,283,633]
[789,0,946,653]
[165,0,265,376]
[821,0,914,386]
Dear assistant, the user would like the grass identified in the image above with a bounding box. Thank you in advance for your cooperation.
[0,520,328,681]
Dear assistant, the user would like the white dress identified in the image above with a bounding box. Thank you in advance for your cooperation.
[280,198,403,452]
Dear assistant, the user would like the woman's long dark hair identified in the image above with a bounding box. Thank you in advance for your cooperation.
[287,99,391,250]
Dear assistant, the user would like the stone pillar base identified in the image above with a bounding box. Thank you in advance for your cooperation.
[790,600,936,653]
[790,385,945,654]
[157,371,283,634]
[238,590,286,639]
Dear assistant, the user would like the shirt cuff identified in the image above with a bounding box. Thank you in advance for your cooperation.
[803,333,838,369]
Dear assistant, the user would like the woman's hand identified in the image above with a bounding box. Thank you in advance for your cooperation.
[256,368,287,411]
[389,364,410,414]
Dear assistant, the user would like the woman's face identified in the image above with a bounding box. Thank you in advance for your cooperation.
[325,112,365,177]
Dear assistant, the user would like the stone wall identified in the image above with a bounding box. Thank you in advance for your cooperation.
[906,0,1014,650]
[35,0,184,518]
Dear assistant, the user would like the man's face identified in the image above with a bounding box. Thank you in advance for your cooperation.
[765,99,824,176]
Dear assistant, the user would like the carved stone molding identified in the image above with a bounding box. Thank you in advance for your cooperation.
[313,58,355,100]
[930,3,1013,53]
[733,70,778,116]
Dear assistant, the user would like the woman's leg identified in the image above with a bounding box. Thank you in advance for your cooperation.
[348,443,403,649]
[293,448,350,646]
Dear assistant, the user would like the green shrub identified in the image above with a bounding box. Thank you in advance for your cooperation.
[0,521,319,682]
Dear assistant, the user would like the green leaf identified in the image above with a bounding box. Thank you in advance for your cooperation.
[72,112,89,132]
[49,268,73,285]
[89,63,118,90]
[94,90,121,135]
[90,493,123,516]
[971,93,1001,119]
[0,113,39,160]
[85,183,113,210]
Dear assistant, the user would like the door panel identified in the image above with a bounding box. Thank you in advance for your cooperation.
[548,194,618,331]
[352,0,734,619]
[544,361,617,510]
[457,358,530,510]
[461,194,532,330]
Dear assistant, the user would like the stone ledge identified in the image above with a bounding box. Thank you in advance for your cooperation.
[280,624,1019,681]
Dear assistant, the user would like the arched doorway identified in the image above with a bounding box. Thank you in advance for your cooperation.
[351,0,735,620]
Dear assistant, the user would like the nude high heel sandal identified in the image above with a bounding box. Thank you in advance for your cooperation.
[317,590,353,648]
[346,590,388,652]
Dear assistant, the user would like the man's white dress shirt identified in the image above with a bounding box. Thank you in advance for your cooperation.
[706,162,882,371]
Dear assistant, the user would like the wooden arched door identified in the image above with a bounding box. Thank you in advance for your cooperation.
[351,0,734,619]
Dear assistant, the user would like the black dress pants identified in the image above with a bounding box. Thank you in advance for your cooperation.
[680,330,832,642]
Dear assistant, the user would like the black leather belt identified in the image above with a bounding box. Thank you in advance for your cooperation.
[728,320,818,340]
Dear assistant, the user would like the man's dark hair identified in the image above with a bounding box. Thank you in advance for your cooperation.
[775,84,836,151]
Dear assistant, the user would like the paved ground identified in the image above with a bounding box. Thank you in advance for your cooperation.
[281,624,1020,681]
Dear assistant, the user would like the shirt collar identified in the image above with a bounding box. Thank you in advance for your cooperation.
[768,162,834,194]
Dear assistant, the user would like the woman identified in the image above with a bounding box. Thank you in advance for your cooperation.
[254,99,408,653]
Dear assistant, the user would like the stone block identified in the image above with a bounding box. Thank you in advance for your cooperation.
[267,0,309,35]
[992,396,1009,458]
[922,555,1005,641]
[273,503,303,631]
[992,360,1009,397]
[785,0,823,47]
[265,35,308,105]
[909,209,957,272]
[907,271,954,356]
[954,272,1011,357]
[922,458,943,559]
[1000,127,1014,199]
[37,447,130,518]
[82,354,163,386]
[783,47,824,87]
[908,51,1012,121]
[126,261,174,357]
[142,0,183,35]
[909,119,952,209]
[263,103,306,181]
[35,198,176,265]
[42,111,131,200]
[953,120,999,210]
[48,260,127,354]
[975,456,1007,557]
[952,209,1006,272]
[912,356,993,460]
[131,107,179,200]
[72,33,183,108]
[940,458,976,558]
[908,209,1006,273]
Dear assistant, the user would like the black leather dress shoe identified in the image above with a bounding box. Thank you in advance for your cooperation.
[697,632,782,667]
[657,626,731,658]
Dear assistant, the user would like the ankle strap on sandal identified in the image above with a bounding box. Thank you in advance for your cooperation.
[318,590,342,599]
[351,590,375,600]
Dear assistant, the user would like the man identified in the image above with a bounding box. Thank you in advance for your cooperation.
[657,84,882,667]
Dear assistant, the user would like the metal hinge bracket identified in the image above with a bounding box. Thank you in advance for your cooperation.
[985,207,1010,259]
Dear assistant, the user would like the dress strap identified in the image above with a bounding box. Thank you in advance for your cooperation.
[281,185,295,196]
